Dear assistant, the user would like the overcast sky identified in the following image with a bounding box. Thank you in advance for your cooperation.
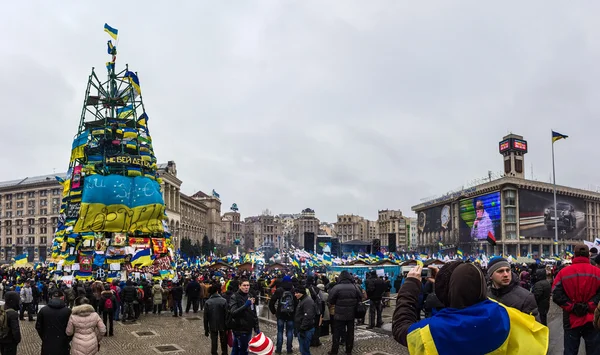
[1,1,599,222]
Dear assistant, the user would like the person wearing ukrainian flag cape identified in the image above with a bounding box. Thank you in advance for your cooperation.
[392,261,549,354]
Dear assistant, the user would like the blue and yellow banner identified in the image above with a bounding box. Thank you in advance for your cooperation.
[74,175,165,233]
[124,71,141,96]
[104,23,118,40]
[552,130,568,143]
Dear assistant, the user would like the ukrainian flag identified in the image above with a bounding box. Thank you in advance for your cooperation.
[406,299,548,354]
[457,249,464,258]
[124,71,141,96]
[104,23,118,40]
[117,105,133,118]
[70,130,89,163]
[552,130,568,143]
[130,248,155,267]
[107,40,116,55]
[137,113,148,128]
[13,253,27,265]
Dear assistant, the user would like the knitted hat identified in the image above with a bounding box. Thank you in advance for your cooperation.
[248,332,274,355]
[487,257,510,278]
[282,275,292,282]
[294,287,307,295]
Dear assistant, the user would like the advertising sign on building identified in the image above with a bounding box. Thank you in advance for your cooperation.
[458,192,502,243]
[519,190,586,240]
[417,204,452,235]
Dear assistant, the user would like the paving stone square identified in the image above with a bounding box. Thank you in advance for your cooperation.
[15,310,406,355]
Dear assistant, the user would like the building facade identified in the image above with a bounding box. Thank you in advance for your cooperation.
[0,160,215,262]
[334,214,367,242]
[377,209,407,251]
[190,191,222,244]
[0,174,66,263]
[406,217,418,250]
[412,134,600,257]
[179,193,208,247]
[158,161,182,249]
[242,214,282,251]
[221,211,242,246]
[294,208,320,249]
[367,220,379,241]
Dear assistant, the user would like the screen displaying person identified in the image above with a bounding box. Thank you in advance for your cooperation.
[471,200,494,240]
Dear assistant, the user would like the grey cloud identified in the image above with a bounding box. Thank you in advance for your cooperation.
[2,1,599,221]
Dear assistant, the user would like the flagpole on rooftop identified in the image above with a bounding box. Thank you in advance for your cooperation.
[551,130,559,256]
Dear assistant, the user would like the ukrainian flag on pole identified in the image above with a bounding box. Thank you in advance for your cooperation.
[552,131,568,143]
[13,253,28,265]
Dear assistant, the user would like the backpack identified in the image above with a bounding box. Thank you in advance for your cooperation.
[0,308,12,340]
[279,290,295,316]
[309,287,322,317]
[104,297,114,310]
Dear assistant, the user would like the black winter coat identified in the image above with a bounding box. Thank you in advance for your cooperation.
[488,272,539,320]
[268,282,297,321]
[186,281,201,299]
[171,286,183,301]
[532,270,551,314]
[204,294,228,333]
[35,298,71,355]
[328,272,363,321]
[0,291,21,347]
[294,294,316,332]
[121,285,138,303]
[366,277,386,301]
[228,290,258,333]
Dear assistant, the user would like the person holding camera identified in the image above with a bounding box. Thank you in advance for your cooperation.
[553,244,600,354]
[228,279,259,355]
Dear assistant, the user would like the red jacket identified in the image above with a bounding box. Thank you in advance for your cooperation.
[552,256,600,329]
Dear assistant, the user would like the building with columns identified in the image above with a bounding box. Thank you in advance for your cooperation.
[412,133,600,257]
[0,160,216,262]
[158,161,181,249]
[0,174,66,263]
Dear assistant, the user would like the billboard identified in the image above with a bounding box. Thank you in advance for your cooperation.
[417,204,452,235]
[519,190,586,239]
[459,192,502,243]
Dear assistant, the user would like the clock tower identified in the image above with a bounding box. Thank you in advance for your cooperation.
[499,133,528,179]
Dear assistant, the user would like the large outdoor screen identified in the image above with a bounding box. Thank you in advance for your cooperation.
[519,190,586,240]
[417,204,452,235]
[459,192,502,243]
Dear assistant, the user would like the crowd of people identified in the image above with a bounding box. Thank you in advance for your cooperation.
[0,245,599,354]
[393,243,600,355]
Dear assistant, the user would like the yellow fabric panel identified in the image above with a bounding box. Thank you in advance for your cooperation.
[486,303,549,355]
[70,146,85,162]
[73,202,165,233]
[62,179,71,197]
[407,324,439,355]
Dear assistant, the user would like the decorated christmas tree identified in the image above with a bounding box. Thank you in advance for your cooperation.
[50,24,175,282]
